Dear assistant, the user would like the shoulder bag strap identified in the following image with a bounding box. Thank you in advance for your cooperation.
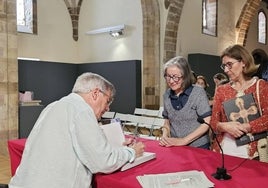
[256,79,262,116]
[256,79,268,162]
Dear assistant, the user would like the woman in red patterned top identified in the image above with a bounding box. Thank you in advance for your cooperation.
[210,44,268,160]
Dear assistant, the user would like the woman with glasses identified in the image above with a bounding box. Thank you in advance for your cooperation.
[159,56,212,149]
[210,44,268,161]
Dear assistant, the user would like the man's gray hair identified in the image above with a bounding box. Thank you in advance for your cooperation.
[72,72,116,98]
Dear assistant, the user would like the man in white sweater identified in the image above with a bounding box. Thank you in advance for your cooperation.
[9,72,144,188]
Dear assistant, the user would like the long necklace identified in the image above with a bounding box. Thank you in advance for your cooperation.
[232,77,257,97]
[236,89,245,97]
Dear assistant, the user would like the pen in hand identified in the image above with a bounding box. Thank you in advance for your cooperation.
[124,134,145,158]
[125,133,139,146]
[132,133,140,143]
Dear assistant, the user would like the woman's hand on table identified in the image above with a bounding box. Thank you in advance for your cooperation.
[159,137,187,147]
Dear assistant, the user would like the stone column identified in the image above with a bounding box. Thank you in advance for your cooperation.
[0,0,18,156]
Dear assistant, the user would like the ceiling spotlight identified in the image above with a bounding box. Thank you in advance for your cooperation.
[110,30,124,37]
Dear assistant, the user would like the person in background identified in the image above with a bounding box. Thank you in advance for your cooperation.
[191,70,198,83]
[9,72,145,188]
[196,75,213,105]
[210,44,268,160]
[252,48,268,81]
[210,73,229,106]
[213,73,229,88]
[159,56,212,149]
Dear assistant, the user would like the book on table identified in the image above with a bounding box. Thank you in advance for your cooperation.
[100,121,156,171]
[223,93,267,146]
[137,170,214,188]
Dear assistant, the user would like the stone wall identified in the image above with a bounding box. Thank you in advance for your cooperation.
[0,0,18,156]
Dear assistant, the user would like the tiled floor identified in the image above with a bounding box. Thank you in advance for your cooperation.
[0,154,11,184]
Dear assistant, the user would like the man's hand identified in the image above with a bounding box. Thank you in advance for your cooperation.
[129,142,145,158]
[123,138,135,146]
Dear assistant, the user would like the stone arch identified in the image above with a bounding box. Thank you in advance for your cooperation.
[63,0,83,41]
[140,0,186,109]
[163,0,184,63]
[236,0,261,45]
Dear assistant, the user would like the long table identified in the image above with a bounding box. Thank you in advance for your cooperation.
[8,138,268,187]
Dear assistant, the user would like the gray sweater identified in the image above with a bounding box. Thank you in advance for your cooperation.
[163,86,211,147]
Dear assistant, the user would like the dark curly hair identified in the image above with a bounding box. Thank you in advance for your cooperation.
[252,48,268,80]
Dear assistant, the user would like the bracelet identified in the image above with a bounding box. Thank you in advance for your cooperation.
[160,126,170,133]
[161,126,169,131]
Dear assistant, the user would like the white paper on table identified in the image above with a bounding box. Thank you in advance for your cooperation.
[136,170,214,188]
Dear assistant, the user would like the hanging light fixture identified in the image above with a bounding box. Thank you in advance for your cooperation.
[86,24,125,37]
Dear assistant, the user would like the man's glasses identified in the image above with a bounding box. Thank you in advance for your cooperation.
[99,90,113,106]
[220,60,240,70]
[164,74,183,82]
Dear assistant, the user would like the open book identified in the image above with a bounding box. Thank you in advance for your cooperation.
[100,121,156,171]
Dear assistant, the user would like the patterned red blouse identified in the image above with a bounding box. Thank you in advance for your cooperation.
[210,79,268,158]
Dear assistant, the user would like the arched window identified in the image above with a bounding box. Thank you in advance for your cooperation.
[202,0,218,37]
[17,0,37,34]
[258,10,266,44]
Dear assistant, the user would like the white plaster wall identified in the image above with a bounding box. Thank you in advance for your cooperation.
[177,0,248,58]
[78,0,142,63]
[17,0,268,64]
[17,0,142,63]
[178,0,219,58]
[217,0,238,53]
[17,0,78,63]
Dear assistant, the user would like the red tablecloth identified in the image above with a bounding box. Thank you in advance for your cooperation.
[7,138,268,188]
[7,138,27,176]
[94,139,268,188]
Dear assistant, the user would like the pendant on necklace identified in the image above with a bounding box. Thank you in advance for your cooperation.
[236,91,245,97]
